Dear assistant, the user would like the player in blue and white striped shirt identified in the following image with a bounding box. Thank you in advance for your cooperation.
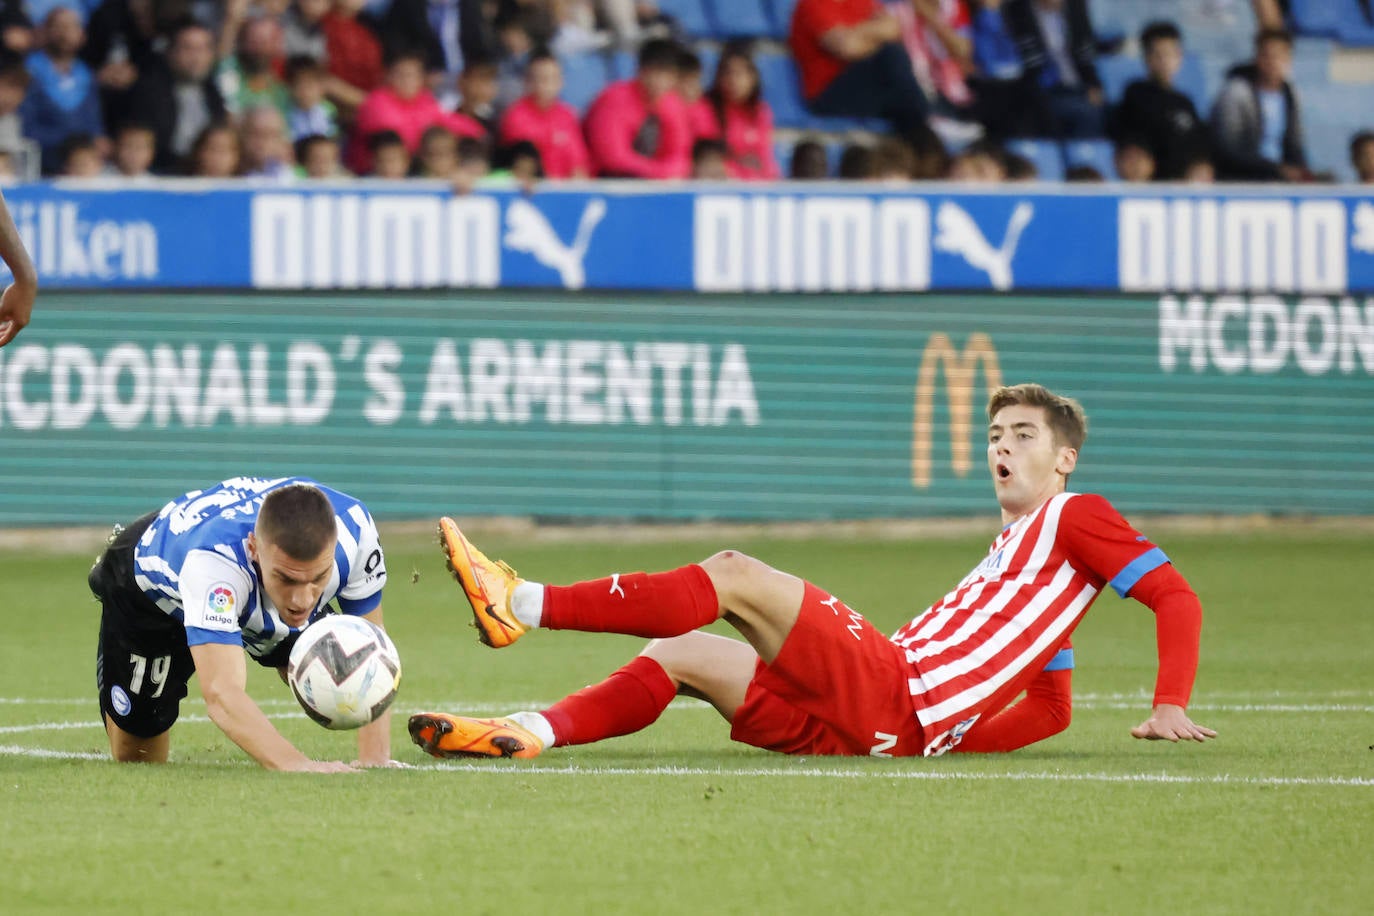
[89,476,396,771]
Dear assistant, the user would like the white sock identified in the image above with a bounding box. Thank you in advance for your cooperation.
[508,711,556,749]
[511,581,545,629]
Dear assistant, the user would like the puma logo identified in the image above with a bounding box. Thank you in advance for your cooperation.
[503,198,607,290]
[609,573,625,599]
[934,201,1034,291]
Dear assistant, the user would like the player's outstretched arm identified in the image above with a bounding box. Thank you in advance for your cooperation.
[1131,704,1216,742]
[190,642,356,773]
[0,189,37,348]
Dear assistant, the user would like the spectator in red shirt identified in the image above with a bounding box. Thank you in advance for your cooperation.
[705,42,780,181]
[789,0,928,136]
[583,38,691,179]
[498,49,590,179]
[349,47,484,174]
[321,0,385,114]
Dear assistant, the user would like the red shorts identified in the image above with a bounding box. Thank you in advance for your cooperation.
[729,584,926,757]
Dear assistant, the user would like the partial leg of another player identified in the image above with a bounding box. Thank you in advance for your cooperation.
[104,715,169,763]
[409,632,759,759]
[436,516,804,660]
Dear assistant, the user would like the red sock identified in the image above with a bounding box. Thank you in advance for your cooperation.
[542,656,678,747]
[542,565,719,637]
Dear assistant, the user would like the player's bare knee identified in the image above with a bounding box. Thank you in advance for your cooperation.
[700,549,771,603]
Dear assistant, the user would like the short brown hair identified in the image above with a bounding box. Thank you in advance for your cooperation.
[256,483,337,560]
[987,384,1088,451]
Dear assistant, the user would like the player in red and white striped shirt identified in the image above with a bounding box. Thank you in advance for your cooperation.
[410,383,1214,760]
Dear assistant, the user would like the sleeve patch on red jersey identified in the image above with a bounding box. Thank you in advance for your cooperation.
[1108,547,1170,597]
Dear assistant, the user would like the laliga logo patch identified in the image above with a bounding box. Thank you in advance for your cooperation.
[206,583,237,620]
[111,685,132,716]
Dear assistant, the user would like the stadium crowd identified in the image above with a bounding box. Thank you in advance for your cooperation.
[0,0,1370,184]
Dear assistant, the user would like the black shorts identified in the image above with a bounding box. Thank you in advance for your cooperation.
[90,512,197,739]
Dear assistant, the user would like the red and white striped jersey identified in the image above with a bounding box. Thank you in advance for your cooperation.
[892,492,1168,756]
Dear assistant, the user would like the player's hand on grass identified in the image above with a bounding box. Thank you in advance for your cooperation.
[353,758,414,769]
[286,759,360,774]
[1130,704,1216,742]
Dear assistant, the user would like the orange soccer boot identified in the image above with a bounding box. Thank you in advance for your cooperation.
[437,516,527,648]
[408,713,545,760]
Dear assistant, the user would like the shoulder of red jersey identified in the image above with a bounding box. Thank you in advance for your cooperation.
[1055,492,1171,597]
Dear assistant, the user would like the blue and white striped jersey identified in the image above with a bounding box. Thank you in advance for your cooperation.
[133,476,387,661]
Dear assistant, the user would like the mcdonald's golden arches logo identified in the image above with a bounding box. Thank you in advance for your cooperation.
[912,333,1003,489]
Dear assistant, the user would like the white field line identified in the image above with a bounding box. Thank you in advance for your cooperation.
[0,742,1369,788]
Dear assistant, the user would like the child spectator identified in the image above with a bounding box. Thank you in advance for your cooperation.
[0,57,28,156]
[0,148,17,182]
[22,6,104,174]
[414,124,460,178]
[1211,28,1309,181]
[1111,21,1208,180]
[497,139,542,187]
[456,54,501,137]
[498,49,590,179]
[59,131,103,177]
[677,47,715,147]
[239,104,294,179]
[188,122,241,177]
[1114,135,1155,182]
[109,119,155,179]
[321,0,384,114]
[871,135,919,180]
[1003,149,1037,180]
[691,138,728,180]
[1182,153,1214,183]
[368,128,410,178]
[947,140,1007,181]
[583,38,691,179]
[284,54,338,141]
[838,143,875,179]
[296,132,345,178]
[349,48,485,174]
[451,134,492,193]
[789,138,829,179]
[1064,162,1102,181]
[1352,130,1374,183]
[705,42,780,181]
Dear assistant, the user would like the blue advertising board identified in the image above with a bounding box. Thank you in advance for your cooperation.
[1,181,1371,294]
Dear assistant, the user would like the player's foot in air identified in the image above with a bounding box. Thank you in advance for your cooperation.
[437,516,527,648]
[408,713,545,759]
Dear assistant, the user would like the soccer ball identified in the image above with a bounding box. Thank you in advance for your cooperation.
[287,615,402,730]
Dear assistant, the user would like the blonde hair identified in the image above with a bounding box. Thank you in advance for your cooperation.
[987,384,1088,450]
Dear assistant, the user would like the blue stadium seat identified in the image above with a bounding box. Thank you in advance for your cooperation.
[1337,0,1374,46]
[609,50,636,81]
[559,53,608,113]
[1096,54,1144,106]
[1289,0,1345,37]
[768,0,800,37]
[708,0,772,37]
[755,53,811,128]
[657,0,715,38]
[1062,139,1118,180]
[1005,139,1065,180]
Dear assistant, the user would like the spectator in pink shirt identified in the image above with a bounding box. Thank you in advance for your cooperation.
[498,50,590,179]
[349,48,485,174]
[705,42,780,181]
[677,47,717,148]
[583,38,691,179]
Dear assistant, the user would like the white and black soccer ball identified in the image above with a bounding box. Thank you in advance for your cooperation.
[287,615,401,730]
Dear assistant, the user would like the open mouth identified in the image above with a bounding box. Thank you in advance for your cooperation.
[996,464,1012,481]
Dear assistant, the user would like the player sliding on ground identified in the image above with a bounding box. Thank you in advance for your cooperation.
[89,478,401,771]
[410,384,1216,760]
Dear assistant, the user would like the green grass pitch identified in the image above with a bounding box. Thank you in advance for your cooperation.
[1,525,1371,914]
